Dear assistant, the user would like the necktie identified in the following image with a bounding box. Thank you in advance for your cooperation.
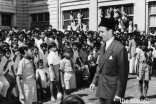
[13,55,17,62]
[103,42,106,54]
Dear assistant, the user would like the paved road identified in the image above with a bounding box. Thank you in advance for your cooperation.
[42,75,156,104]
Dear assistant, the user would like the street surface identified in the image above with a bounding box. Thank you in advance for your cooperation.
[41,75,156,104]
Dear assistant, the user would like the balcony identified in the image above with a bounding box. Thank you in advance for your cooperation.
[29,0,48,7]
[31,0,47,2]
[61,0,88,3]
[0,0,15,3]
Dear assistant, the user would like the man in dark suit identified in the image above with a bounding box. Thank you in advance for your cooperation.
[89,18,129,104]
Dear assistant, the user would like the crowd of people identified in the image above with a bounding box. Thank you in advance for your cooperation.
[0,22,155,104]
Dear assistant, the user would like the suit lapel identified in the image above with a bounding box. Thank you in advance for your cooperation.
[99,40,116,72]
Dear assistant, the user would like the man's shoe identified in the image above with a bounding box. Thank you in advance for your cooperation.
[140,96,145,101]
[51,96,56,101]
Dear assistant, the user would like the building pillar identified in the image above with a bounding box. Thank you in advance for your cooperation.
[89,0,98,31]
[49,0,59,30]
[58,0,61,30]
[0,13,1,28]
[60,11,63,30]
[146,2,149,34]
[133,0,146,32]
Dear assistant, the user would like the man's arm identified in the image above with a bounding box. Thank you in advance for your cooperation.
[92,64,100,86]
[129,40,132,57]
[115,47,129,98]
[16,75,24,96]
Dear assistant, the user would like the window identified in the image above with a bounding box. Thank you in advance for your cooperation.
[102,4,134,21]
[45,13,49,21]
[32,14,37,22]
[63,9,89,29]
[2,14,12,26]
[149,2,156,30]
[31,0,45,2]
[31,12,49,22]
[31,13,49,30]
[38,13,44,22]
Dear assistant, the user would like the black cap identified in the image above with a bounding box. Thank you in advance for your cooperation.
[99,18,116,30]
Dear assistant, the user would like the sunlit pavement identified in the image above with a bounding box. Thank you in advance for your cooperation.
[42,75,156,104]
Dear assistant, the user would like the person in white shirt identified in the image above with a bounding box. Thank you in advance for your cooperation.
[47,43,61,101]
[134,45,141,74]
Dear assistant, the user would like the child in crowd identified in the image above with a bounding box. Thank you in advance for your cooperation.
[40,43,48,69]
[60,48,76,98]
[36,59,50,100]
[10,42,21,73]
[16,44,37,104]
[47,43,61,101]
[136,41,152,101]
[33,46,40,69]
[10,42,20,98]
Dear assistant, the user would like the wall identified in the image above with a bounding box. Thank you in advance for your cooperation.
[16,0,29,30]
[0,0,16,29]
[48,0,59,29]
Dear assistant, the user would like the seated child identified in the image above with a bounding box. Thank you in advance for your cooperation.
[0,47,10,101]
[3,47,16,101]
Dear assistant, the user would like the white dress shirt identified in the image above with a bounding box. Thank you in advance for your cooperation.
[106,37,115,51]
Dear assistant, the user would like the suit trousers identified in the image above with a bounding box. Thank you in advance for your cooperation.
[99,98,121,104]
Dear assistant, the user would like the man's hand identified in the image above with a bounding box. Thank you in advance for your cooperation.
[113,95,121,102]
[62,83,65,89]
[20,93,25,101]
[129,55,132,59]
[89,83,95,92]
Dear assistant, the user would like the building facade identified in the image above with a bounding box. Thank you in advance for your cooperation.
[0,0,156,33]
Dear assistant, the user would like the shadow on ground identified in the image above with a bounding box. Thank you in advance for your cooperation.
[124,96,134,100]
[78,94,88,97]
[147,95,156,99]
[88,97,99,101]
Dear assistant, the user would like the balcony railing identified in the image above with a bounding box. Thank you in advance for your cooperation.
[61,0,87,3]
[31,0,46,2]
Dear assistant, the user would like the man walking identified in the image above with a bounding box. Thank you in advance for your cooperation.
[90,18,129,104]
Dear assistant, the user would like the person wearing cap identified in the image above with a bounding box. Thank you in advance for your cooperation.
[90,18,129,104]
[136,40,152,100]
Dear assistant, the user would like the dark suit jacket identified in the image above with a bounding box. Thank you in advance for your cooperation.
[92,39,129,100]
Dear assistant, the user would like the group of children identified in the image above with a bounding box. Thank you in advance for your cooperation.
[0,26,100,104]
[0,25,156,104]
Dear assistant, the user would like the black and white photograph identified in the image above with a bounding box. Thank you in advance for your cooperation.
[0,0,156,104]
